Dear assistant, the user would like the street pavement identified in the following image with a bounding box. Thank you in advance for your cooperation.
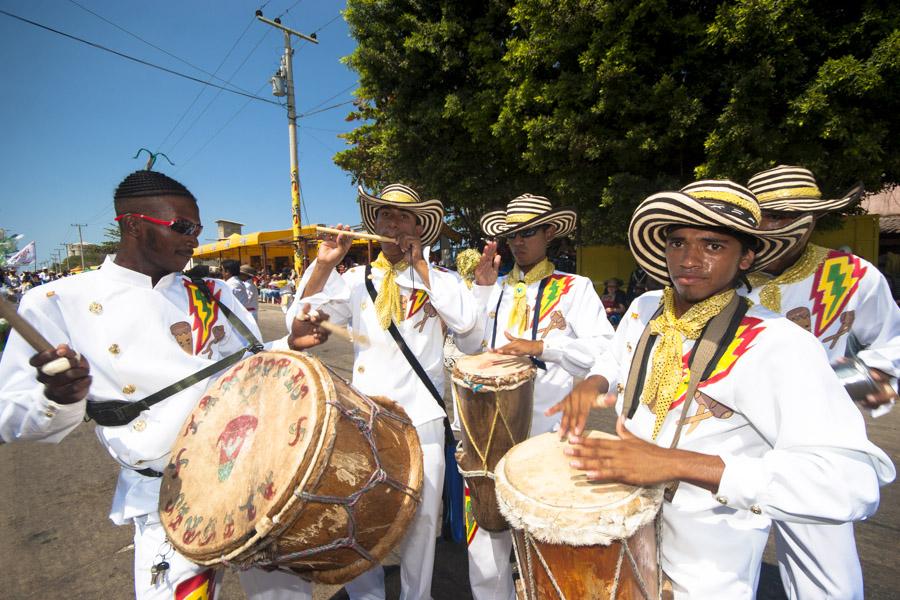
[1,303,898,599]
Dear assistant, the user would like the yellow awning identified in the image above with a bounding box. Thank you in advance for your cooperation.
[193,226,318,257]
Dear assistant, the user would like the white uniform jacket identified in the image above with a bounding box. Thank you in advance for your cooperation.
[0,256,274,525]
[744,247,900,377]
[469,271,614,433]
[589,290,895,599]
[287,260,482,427]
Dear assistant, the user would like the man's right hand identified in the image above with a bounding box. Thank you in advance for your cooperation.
[474,240,500,286]
[545,375,612,438]
[317,224,353,268]
[30,344,91,405]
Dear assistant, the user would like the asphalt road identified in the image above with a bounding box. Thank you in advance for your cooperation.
[1,303,897,599]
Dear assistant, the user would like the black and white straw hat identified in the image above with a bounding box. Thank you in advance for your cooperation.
[358,183,445,247]
[628,180,814,285]
[480,194,577,239]
[747,165,864,213]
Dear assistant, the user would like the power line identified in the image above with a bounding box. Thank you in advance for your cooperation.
[311,13,342,35]
[0,9,282,107]
[300,83,356,114]
[65,0,258,97]
[158,17,261,151]
[299,100,354,118]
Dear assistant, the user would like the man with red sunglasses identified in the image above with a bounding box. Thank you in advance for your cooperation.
[0,170,328,599]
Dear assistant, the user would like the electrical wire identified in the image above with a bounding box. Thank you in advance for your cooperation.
[0,9,282,107]
[65,0,258,97]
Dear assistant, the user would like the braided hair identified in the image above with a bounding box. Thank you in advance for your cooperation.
[114,170,196,215]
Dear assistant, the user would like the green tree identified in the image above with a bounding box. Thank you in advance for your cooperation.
[338,0,900,244]
[0,229,22,267]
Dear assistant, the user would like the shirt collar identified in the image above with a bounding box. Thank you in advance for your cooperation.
[101,255,182,290]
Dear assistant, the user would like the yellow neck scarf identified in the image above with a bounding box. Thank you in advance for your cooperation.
[371,252,410,330]
[747,244,828,313]
[505,259,555,335]
[644,287,735,440]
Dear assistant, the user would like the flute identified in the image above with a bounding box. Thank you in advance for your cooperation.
[315,226,396,245]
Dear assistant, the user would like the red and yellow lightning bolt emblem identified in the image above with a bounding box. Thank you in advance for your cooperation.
[464,484,478,545]
[810,251,866,337]
[670,316,765,411]
[538,275,574,323]
[184,280,221,355]
[407,289,429,318]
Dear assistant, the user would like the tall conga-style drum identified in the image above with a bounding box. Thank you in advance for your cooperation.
[158,350,423,584]
[451,352,535,532]
[495,432,664,599]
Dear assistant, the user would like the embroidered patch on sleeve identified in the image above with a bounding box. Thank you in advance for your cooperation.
[175,568,217,600]
[184,280,222,355]
[810,251,866,337]
[464,483,478,545]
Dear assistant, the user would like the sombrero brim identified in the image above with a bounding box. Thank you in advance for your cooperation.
[760,182,864,213]
[358,186,445,247]
[480,207,577,239]
[629,191,814,286]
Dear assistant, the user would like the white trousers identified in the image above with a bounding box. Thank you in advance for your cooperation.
[133,513,312,600]
[774,521,863,600]
[344,418,445,600]
[467,525,516,600]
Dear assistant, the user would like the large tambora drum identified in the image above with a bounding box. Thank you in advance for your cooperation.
[158,350,423,584]
[451,352,535,532]
[495,432,663,599]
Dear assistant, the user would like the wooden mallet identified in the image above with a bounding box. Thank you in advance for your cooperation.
[0,296,74,375]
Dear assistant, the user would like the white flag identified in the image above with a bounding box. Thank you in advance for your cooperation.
[7,241,35,266]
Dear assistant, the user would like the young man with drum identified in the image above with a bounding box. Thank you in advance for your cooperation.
[463,194,615,600]
[550,180,895,599]
[0,170,330,599]
[743,165,900,599]
[288,183,483,600]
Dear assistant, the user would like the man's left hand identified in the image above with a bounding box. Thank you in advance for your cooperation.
[494,331,543,357]
[564,417,676,486]
[288,304,331,351]
[863,367,899,408]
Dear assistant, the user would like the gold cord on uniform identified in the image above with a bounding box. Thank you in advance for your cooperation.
[747,244,828,312]
[371,252,410,329]
[506,259,555,335]
[643,287,735,440]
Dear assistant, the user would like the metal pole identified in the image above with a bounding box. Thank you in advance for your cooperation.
[255,11,318,277]
[71,223,87,271]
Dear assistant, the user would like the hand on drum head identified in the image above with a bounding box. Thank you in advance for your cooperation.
[494,331,543,358]
[474,241,500,286]
[565,416,725,491]
[545,375,612,438]
[288,304,331,351]
[29,344,92,405]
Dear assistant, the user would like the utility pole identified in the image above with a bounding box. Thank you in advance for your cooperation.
[71,224,87,271]
[256,10,318,276]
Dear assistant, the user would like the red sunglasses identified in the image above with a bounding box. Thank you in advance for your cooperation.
[115,213,203,236]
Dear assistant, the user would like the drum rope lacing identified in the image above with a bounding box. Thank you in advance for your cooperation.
[233,394,420,570]
[453,387,518,480]
[512,515,662,600]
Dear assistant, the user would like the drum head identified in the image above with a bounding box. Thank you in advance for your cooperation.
[452,352,535,391]
[495,432,663,546]
[159,351,326,562]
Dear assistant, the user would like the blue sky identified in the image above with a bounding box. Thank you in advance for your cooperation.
[0,0,362,267]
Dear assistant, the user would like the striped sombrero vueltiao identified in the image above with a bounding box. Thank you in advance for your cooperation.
[480,193,577,239]
[747,165,864,213]
[358,183,445,247]
[628,180,814,285]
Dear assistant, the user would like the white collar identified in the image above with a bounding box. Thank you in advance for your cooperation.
[102,255,182,290]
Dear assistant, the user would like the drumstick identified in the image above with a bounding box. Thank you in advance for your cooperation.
[0,296,73,375]
[315,226,396,245]
[300,310,371,346]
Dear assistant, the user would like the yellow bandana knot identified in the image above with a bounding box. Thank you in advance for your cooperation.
[371,252,410,329]
[747,244,828,313]
[643,287,735,440]
[505,259,555,335]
